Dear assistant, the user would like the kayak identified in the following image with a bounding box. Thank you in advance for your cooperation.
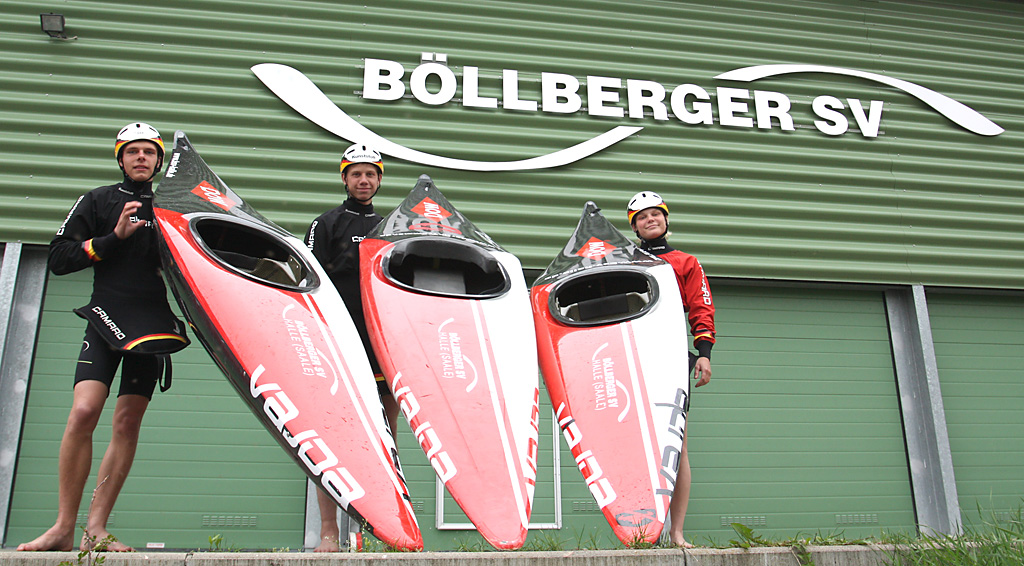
[153,131,422,550]
[530,202,690,546]
[360,175,540,550]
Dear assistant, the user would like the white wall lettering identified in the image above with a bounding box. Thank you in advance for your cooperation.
[252,56,1002,172]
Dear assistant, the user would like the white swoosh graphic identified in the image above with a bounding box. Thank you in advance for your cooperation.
[463,356,479,393]
[715,64,1003,136]
[315,347,341,396]
[615,379,632,423]
[251,63,642,171]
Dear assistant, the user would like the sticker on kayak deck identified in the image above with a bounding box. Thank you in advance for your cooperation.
[438,318,479,393]
[409,197,462,234]
[392,372,458,483]
[615,508,657,527]
[281,304,341,395]
[576,237,616,261]
[409,221,463,235]
[191,181,238,211]
[412,197,453,220]
[247,363,367,508]
[591,343,626,415]
[555,402,616,508]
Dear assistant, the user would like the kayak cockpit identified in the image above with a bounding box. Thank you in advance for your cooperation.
[191,216,319,291]
[383,237,510,299]
[549,268,658,326]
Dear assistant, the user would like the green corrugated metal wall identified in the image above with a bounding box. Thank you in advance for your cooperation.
[1,0,1022,288]
[927,291,1024,529]
[690,282,916,540]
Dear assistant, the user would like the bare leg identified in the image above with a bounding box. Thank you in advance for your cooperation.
[667,430,694,548]
[314,489,342,552]
[17,381,108,551]
[81,393,149,551]
[315,387,399,552]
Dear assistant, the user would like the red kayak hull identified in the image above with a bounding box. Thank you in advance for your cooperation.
[153,132,421,549]
[359,177,539,549]
[529,203,690,546]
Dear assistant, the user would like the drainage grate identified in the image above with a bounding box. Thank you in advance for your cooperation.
[835,513,879,525]
[721,515,767,527]
[201,514,258,528]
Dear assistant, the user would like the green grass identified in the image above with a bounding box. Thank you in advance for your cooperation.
[884,506,1024,566]
[716,504,1024,566]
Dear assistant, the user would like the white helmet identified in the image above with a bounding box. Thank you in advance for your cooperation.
[340,143,383,175]
[627,191,669,226]
[115,122,164,177]
[115,122,164,161]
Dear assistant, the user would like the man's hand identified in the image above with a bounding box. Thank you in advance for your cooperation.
[114,201,145,239]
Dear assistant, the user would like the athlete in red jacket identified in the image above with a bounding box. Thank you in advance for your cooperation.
[628,191,716,548]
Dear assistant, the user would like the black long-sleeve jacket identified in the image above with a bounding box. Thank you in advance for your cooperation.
[305,196,383,372]
[49,178,168,308]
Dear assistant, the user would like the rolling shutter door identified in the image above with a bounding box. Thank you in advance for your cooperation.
[927,291,1024,527]
[686,282,916,541]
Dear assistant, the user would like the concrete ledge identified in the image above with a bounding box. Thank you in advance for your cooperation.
[685,545,898,566]
[0,546,900,566]
[808,545,897,566]
[0,551,190,566]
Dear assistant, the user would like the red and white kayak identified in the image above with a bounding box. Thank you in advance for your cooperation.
[360,175,540,550]
[530,202,690,546]
[153,131,421,550]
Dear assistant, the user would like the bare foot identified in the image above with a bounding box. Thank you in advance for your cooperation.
[17,526,74,551]
[315,535,341,553]
[671,538,695,549]
[82,530,134,552]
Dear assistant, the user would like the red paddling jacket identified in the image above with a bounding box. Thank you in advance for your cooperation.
[639,237,716,360]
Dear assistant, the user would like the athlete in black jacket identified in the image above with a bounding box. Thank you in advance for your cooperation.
[305,195,382,374]
[305,143,398,552]
[19,123,176,553]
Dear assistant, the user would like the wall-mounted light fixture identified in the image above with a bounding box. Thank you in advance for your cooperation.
[40,13,70,40]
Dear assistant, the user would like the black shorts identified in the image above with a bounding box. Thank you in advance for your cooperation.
[74,325,160,399]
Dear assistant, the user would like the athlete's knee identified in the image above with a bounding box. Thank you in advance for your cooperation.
[111,415,144,443]
[66,393,105,431]
[66,400,104,432]
[110,400,148,440]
